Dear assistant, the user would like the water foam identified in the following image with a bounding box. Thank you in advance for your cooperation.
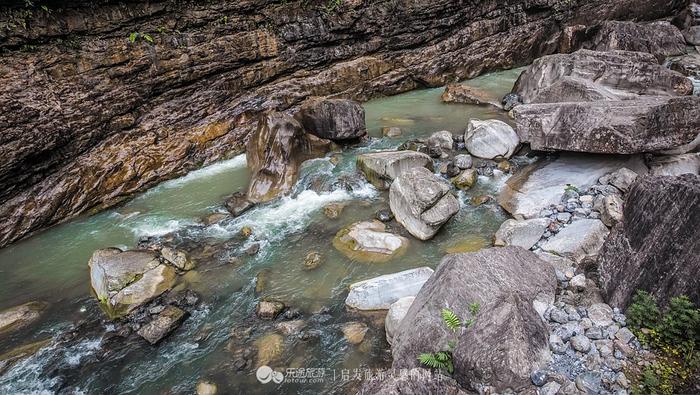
[150,154,246,191]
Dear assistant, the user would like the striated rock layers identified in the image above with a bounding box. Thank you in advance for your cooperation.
[599,174,700,309]
[0,0,685,246]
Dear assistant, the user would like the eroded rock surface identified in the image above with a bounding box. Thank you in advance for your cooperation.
[357,150,433,190]
[332,221,409,263]
[0,0,685,247]
[586,21,686,58]
[345,267,433,311]
[391,247,556,392]
[294,98,366,141]
[599,174,700,308]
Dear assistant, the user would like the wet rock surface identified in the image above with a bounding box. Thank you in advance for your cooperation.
[345,267,433,311]
[0,301,47,336]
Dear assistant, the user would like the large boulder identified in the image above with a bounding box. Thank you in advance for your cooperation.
[332,221,409,263]
[599,174,700,308]
[513,97,700,154]
[498,154,646,219]
[586,21,686,58]
[137,305,188,344]
[512,50,693,103]
[294,98,367,141]
[391,247,556,392]
[88,248,177,318]
[0,301,48,335]
[246,112,333,203]
[464,120,519,159]
[345,267,434,311]
[389,167,460,240]
[356,150,433,190]
[539,219,610,267]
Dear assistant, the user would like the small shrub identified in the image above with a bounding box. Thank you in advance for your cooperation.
[417,304,479,375]
[128,32,154,44]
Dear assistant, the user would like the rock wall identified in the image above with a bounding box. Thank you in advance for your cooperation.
[0,0,686,246]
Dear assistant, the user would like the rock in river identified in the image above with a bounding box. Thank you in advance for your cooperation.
[441,83,501,107]
[0,301,47,335]
[389,167,460,240]
[341,322,368,344]
[356,150,433,190]
[246,112,333,203]
[294,98,366,141]
[137,305,188,345]
[345,267,433,311]
[333,221,409,263]
[391,247,556,392]
[464,119,519,159]
[88,248,176,319]
[599,174,700,308]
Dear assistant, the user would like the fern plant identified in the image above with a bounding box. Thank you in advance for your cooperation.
[418,304,480,375]
[128,32,154,44]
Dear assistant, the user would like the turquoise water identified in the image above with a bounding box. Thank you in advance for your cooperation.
[0,68,523,394]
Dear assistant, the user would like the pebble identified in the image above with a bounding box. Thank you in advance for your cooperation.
[585,327,605,340]
[575,371,602,394]
[556,212,572,223]
[571,334,591,353]
[550,334,568,354]
[550,308,569,324]
[588,303,614,327]
[569,274,586,291]
[615,327,635,344]
[540,381,561,395]
[531,370,548,386]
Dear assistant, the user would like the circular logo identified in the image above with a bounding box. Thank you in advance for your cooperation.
[256,366,284,384]
[256,366,273,383]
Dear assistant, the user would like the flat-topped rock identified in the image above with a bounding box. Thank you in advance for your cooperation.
[513,50,693,103]
[389,167,460,240]
[333,221,409,263]
[513,97,700,154]
[357,150,433,190]
[345,267,434,311]
[494,218,550,250]
[539,219,609,267]
[88,248,177,318]
[498,154,646,219]
[137,305,188,344]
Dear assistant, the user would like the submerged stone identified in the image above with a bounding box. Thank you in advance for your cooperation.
[0,301,48,336]
[332,221,408,263]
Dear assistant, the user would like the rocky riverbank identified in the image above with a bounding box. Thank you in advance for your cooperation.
[1,2,699,394]
[0,0,687,247]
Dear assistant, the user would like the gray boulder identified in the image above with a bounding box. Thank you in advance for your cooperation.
[389,167,460,240]
[357,150,433,190]
[599,168,638,193]
[587,21,686,58]
[599,174,700,308]
[88,248,177,318]
[345,267,433,311]
[493,218,550,250]
[137,305,187,344]
[391,247,556,392]
[427,130,454,151]
[385,296,415,345]
[539,219,609,267]
[513,97,700,154]
[513,50,693,103]
[453,154,473,170]
[685,26,700,46]
[464,120,519,159]
[595,194,624,227]
[294,98,366,141]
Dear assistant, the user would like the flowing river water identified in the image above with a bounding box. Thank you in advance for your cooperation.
[0,68,523,394]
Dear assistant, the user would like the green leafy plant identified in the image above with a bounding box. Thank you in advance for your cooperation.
[627,290,700,395]
[564,184,579,193]
[128,32,154,44]
[418,304,480,375]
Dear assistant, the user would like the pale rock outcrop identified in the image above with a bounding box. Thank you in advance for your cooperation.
[494,218,550,250]
[88,248,177,318]
[345,267,434,311]
[539,219,609,266]
[385,296,415,345]
[389,167,460,240]
[332,221,409,263]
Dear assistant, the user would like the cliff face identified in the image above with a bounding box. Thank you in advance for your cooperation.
[0,0,685,246]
